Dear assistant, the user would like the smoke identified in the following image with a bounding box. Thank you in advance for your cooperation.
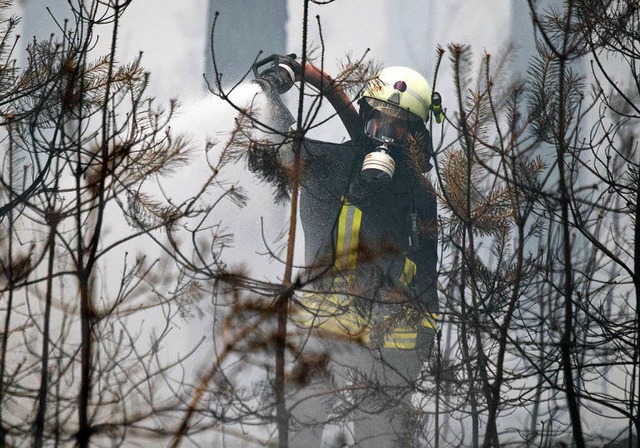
[167,83,290,281]
[157,84,294,446]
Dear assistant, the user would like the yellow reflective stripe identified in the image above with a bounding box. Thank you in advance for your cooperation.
[335,198,362,271]
[295,288,438,349]
[297,298,350,320]
[384,340,416,349]
[336,206,347,269]
[384,326,418,349]
[384,341,416,349]
[399,258,417,286]
[283,127,295,147]
[296,291,368,326]
[295,313,365,332]
[295,305,437,348]
[421,313,439,330]
[349,207,362,269]
[293,300,372,343]
[384,330,418,349]
[381,311,439,348]
[317,318,371,342]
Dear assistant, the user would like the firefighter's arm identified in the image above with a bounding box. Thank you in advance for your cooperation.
[253,54,362,141]
[299,63,362,141]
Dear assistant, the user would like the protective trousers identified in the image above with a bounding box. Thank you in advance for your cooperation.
[287,337,424,447]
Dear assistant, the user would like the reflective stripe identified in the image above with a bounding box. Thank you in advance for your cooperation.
[384,326,419,349]
[293,292,372,343]
[294,297,438,348]
[382,312,439,349]
[399,258,417,286]
[403,85,430,121]
[335,199,362,271]
[421,313,438,330]
[315,198,364,337]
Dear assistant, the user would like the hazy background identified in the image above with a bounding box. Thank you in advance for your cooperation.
[13,1,591,445]
[15,1,515,103]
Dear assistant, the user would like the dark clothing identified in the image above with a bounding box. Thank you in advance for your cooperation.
[294,137,438,354]
[285,137,438,447]
[251,88,438,446]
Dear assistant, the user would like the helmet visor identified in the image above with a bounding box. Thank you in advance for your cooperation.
[364,112,409,143]
[362,98,424,144]
[363,97,423,124]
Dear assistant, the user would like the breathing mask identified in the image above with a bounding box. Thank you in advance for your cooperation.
[357,65,442,185]
[361,108,414,184]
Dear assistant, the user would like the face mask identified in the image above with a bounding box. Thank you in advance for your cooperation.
[363,112,410,142]
[361,113,409,184]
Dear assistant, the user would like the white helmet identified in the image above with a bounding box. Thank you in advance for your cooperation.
[358,67,435,182]
[360,66,433,124]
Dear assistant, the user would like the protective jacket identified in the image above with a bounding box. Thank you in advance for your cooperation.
[251,62,438,357]
[290,136,438,355]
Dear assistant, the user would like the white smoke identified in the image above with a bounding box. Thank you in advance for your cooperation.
[166,83,290,281]
[150,85,292,446]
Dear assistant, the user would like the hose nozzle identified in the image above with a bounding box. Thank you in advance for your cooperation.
[252,54,299,94]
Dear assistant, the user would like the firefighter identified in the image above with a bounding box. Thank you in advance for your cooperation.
[251,54,441,447]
